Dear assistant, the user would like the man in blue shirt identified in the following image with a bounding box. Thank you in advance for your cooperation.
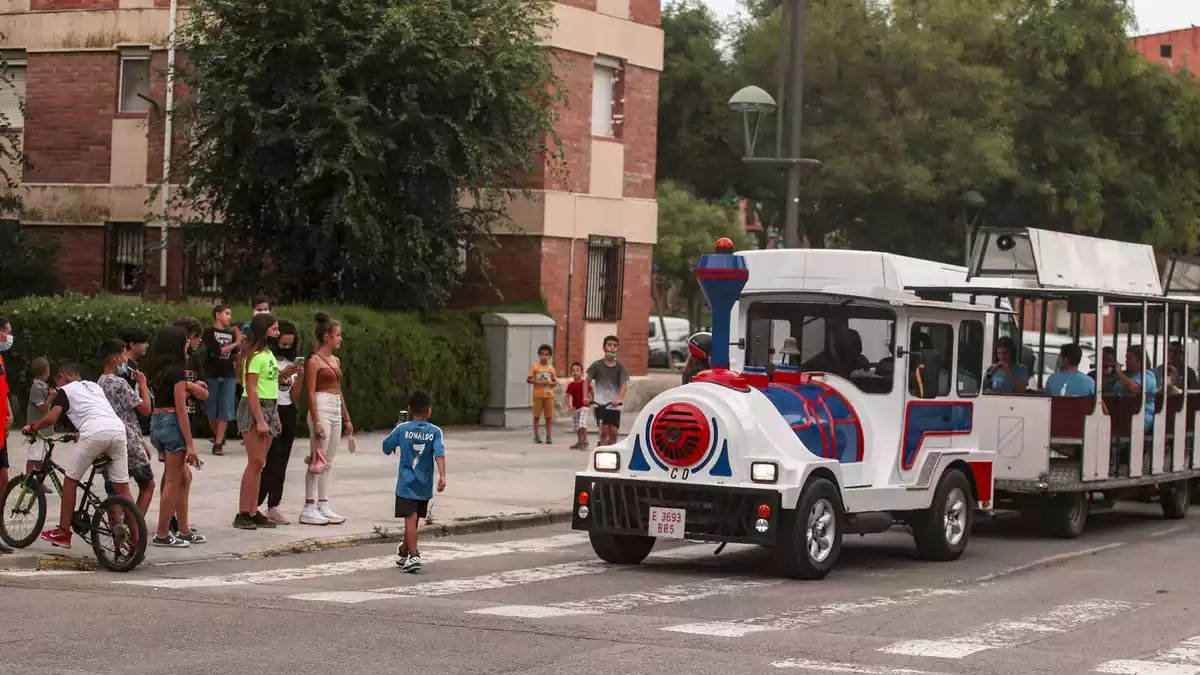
[1046,344,1096,397]
[1113,345,1157,432]
[383,389,446,573]
[986,337,1029,393]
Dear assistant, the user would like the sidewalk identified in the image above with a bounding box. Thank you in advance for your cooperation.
[2,419,633,569]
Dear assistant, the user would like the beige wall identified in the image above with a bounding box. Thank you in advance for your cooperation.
[0,7,171,50]
[589,138,624,199]
[584,322,619,368]
[545,2,663,71]
[498,189,657,245]
[109,117,148,185]
[594,0,629,21]
[19,183,195,224]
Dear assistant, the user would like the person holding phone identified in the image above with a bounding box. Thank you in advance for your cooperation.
[257,321,303,524]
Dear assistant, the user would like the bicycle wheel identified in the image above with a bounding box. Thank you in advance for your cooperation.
[89,495,147,572]
[1,475,47,548]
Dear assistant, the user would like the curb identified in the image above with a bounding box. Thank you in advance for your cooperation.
[239,508,575,559]
[0,510,575,570]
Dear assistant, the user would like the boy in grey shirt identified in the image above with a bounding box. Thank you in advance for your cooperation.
[585,335,628,447]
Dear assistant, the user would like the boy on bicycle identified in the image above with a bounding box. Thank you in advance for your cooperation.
[22,360,136,549]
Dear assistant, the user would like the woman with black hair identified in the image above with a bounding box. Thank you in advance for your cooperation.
[234,312,281,530]
[257,320,303,524]
[148,326,207,548]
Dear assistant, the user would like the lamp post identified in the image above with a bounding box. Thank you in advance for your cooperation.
[729,0,819,250]
[960,189,986,265]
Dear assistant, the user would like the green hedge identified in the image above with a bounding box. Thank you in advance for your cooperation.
[0,294,496,431]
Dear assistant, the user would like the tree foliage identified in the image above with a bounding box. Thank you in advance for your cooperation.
[0,228,63,303]
[662,0,1200,259]
[173,0,561,309]
[658,1,741,200]
[655,180,750,322]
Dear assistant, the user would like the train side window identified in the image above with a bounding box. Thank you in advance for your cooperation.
[957,319,985,397]
[909,322,954,398]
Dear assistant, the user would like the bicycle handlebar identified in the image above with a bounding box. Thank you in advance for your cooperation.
[21,430,78,444]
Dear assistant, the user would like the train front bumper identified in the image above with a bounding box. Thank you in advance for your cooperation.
[571,475,783,546]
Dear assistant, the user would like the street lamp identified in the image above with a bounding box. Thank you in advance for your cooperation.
[728,0,820,250]
[729,86,776,158]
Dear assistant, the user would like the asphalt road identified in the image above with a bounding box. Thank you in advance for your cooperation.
[2,505,1199,675]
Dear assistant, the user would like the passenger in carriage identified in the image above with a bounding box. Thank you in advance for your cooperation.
[1155,341,1198,394]
[801,323,854,379]
[1088,346,1119,393]
[985,337,1029,393]
[1113,345,1157,432]
[1045,344,1095,397]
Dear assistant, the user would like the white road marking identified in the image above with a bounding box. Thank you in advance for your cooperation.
[772,658,962,674]
[971,543,1126,584]
[1095,635,1200,674]
[0,570,90,577]
[882,599,1147,659]
[289,561,609,603]
[665,588,966,638]
[116,532,588,589]
[1148,525,1189,538]
[470,578,777,618]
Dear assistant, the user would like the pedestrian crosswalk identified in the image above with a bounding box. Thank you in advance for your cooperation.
[3,531,1198,675]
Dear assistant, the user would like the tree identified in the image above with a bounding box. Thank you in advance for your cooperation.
[655,180,751,327]
[0,228,64,302]
[173,0,561,309]
[658,1,741,199]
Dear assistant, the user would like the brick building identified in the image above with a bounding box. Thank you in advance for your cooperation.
[1130,26,1200,75]
[0,0,663,375]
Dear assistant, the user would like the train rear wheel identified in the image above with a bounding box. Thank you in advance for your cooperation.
[1046,493,1088,539]
[1162,481,1191,520]
[912,469,973,561]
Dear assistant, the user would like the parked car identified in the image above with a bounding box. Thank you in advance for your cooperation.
[648,316,690,369]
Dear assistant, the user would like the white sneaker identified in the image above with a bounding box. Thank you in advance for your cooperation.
[299,504,329,526]
[317,502,345,525]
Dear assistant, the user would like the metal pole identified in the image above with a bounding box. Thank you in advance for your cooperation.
[774,0,789,160]
[782,0,807,249]
[159,0,179,291]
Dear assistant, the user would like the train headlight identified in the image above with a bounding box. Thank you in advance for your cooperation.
[751,462,778,483]
[594,451,620,472]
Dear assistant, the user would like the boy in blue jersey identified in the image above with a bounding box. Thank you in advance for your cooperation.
[383,389,446,573]
[1046,344,1096,397]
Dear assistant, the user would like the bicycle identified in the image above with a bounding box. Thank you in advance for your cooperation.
[0,432,148,572]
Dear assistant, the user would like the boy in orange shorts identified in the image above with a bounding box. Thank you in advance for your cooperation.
[527,344,557,444]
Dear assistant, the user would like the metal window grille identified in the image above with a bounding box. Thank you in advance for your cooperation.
[107,222,145,293]
[584,235,625,321]
[189,238,223,295]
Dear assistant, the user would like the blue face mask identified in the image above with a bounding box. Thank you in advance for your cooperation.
[0,334,12,353]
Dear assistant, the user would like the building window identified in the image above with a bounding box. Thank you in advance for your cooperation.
[188,237,223,296]
[119,48,151,114]
[591,56,620,137]
[107,222,145,293]
[0,50,26,128]
[1162,43,1173,59]
[584,235,625,321]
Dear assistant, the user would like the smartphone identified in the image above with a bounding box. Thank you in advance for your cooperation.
[294,356,306,366]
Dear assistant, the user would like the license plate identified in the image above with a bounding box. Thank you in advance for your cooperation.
[648,506,685,539]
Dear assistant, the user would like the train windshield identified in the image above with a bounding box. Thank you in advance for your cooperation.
[744,299,897,394]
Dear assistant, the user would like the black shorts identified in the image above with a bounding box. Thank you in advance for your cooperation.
[594,405,621,429]
[0,437,8,469]
[105,465,155,494]
[395,497,428,519]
